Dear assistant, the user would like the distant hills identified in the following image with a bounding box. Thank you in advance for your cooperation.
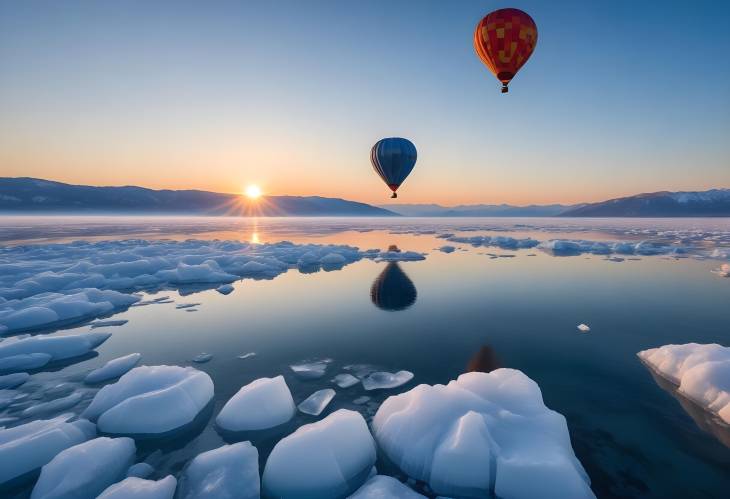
[0,178,397,216]
[559,189,730,217]
[1,178,729,217]
[384,189,730,217]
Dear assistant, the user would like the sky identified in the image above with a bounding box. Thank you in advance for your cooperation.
[1,0,729,206]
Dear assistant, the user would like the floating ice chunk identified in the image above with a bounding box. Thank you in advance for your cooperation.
[349,475,426,498]
[177,442,259,499]
[0,332,111,362]
[85,353,142,384]
[216,375,295,432]
[0,390,15,410]
[0,352,52,372]
[577,324,590,333]
[176,303,200,310]
[0,289,140,334]
[321,253,347,266]
[299,389,336,416]
[89,320,128,329]
[155,261,237,284]
[192,353,212,363]
[98,476,177,499]
[439,246,456,253]
[362,371,414,391]
[22,391,85,418]
[216,284,234,295]
[83,365,214,436]
[262,409,377,498]
[31,436,136,499]
[127,462,155,479]
[333,373,360,388]
[0,373,30,390]
[638,343,730,423]
[290,359,331,379]
[372,369,594,499]
[238,352,256,360]
[0,416,96,488]
[352,396,370,405]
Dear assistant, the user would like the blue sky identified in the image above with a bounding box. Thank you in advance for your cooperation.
[1,0,728,204]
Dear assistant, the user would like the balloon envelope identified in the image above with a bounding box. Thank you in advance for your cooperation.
[370,137,417,198]
[370,262,417,311]
[473,8,537,93]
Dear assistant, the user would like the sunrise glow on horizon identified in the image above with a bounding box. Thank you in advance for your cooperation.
[1,0,728,206]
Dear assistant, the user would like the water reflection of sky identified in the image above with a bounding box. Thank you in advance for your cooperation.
[2,216,730,498]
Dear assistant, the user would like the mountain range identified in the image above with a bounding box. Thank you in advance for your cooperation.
[1,178,729,217]
[0,178,396,216]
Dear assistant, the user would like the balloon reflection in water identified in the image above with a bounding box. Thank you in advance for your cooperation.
[370,262,417,311]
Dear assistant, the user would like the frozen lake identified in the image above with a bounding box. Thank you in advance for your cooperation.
[1,216,729,498]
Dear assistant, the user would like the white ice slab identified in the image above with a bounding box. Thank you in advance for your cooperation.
[638,343,730,423]
[372,369,595,499]
[31,436,135,499]
[98,476,177,499]
[362,371,414,391]
[298,389,336,416]
[349,475,426,498]
[290,359,331,379]
[216,375,295,432]
[177,442,259,499]
[333,373,360,388]
[83,365,214,436]
[263,409,376,498]
[0,353,52,372]
[0,332,111,362]
[85,353,142,384]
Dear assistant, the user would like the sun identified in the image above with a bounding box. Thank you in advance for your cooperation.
[244,184,262,199]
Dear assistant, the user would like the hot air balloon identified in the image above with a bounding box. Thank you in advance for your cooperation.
[473,8,537,93]
[370,137,417,198]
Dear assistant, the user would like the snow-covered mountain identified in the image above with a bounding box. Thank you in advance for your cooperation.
[561,189,730,217]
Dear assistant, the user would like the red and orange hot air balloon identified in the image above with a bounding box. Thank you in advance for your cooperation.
[474,8,537,93]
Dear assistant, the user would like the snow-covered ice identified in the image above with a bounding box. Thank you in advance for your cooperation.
[298,388,336,416]
[0,353,52,372]
[31,436,135,499]
[262,409,377,498]
[372,369,594,499]
[374,250,426,262]
[83,365,214,435]
[638,343,730,423]
[216,375,295,432]
[333,373,360,388]
[290,358,332,379]
[98,476,177,499]
[84,353,142,384]
[177,442,259,499]
[362,371,414,391]
[0,415,96,488]
[577,324,591,332]
[0,332,111,363]
[447,235,539,250]
[349,475,426,498]
[0,372,29,389]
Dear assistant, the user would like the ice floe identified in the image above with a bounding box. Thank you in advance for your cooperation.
[83,365,214,436]
[0,415,96,488]
[577,324,590,333]
[332,373,360,388]
[84,353,142,384]
[127,462,155,479]
[438,245,456,253]
[0,289,139,334]
[298,388,336,416]
[31,436,136,499]
[290,359,332,379]
[192,353,212,363]
[216,375,295,432]
[89,319,128,329]
[374,250,426,262]
[447,235,539,250]
[362,370,414,391]
[0,331,111,363]
[98,476,177,499]
[0,373,28,392]
[0,353,51,372]
[238,352,256,360]
[177,442,259,499]
[349,475,425,498]
[216,284,234,295]
[262,409,376,498]
[372,369,594,498]
[22,391,86,418]
[638,343,730,423]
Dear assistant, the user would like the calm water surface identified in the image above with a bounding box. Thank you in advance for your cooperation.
[2,216,730,498]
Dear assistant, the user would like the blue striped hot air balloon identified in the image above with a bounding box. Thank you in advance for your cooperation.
[370,137,417,198]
